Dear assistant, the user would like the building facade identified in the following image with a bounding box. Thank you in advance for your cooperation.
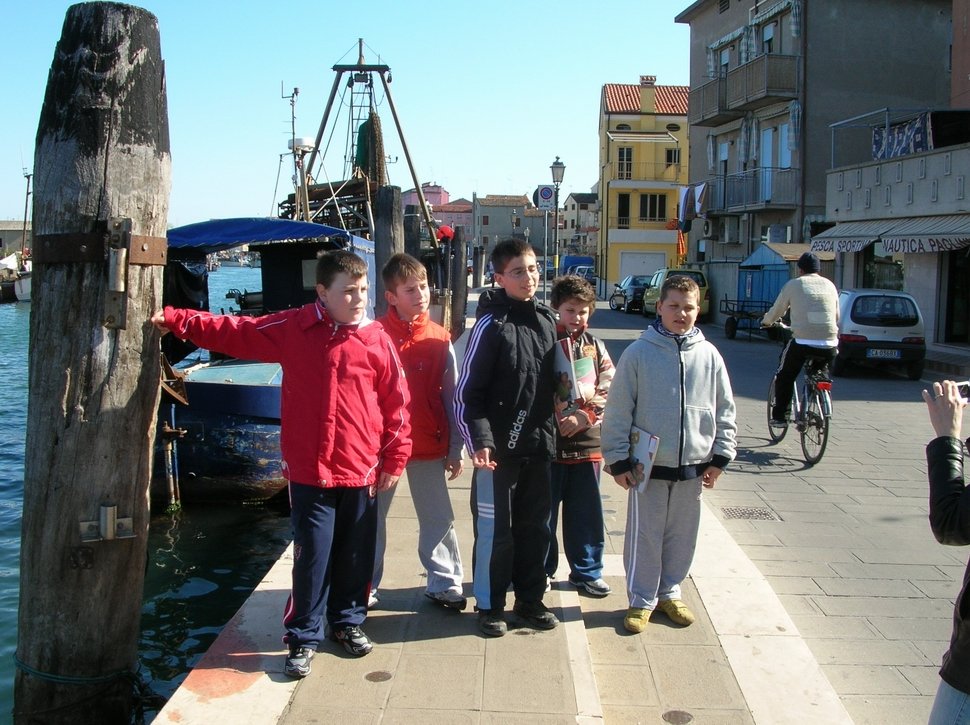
[597,75,689,296]
[562,192,599,257]
[675,0,952,319]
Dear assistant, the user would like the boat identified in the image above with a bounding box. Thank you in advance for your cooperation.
[155,39,466,504]
[155,217,375,504]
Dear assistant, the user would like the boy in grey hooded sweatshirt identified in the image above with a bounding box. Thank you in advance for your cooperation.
[602,274,736,633]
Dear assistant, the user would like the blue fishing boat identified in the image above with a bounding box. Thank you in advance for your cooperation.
[156,217,375,503]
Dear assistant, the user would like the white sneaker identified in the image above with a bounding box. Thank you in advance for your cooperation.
[367,590,380,609]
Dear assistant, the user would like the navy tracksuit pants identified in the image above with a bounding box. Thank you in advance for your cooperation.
[283,482,376,649]
[470,456,552,611]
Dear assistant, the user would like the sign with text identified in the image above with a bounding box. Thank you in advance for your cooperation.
[880,236,970,254]
[535,185,556,211]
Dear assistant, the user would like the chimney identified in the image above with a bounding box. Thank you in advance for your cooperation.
[639,75,657,112]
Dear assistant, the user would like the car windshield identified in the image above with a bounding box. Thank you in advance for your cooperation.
[629,276,651,287]
[850,295,919,327]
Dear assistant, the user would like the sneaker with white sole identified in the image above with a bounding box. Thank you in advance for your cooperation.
[426,589,468,611]
[284,645,314,678]
[328,624,373,656]
[367,590,380,609]
[568,576,611,598]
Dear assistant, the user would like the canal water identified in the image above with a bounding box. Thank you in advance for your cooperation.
[0,265,292,721]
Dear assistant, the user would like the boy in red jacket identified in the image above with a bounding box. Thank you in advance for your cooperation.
[372,253,466,610]
[151,250,411,677]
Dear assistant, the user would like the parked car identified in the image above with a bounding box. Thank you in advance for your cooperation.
[640,268,710,320]
[833,288,926,380]
[609,274,653,313]
[544,259,556,279]
[573,265,595,282]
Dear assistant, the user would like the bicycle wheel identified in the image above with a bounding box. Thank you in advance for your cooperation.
[800,390,829,464]
[766,378,787,442]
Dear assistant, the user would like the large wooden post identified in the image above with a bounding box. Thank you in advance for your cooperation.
[15,4,170,723]
[450,227,468,340]
[373,185,403,318]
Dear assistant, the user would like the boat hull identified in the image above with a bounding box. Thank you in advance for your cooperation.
[14,273,30,301]
[153,359,286,503]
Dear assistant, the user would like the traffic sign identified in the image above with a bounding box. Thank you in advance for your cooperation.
[535,185,556,211]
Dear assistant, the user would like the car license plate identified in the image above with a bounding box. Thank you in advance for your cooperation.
[867,348,901,359]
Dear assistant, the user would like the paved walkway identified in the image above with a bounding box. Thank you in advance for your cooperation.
[154,293,963,724]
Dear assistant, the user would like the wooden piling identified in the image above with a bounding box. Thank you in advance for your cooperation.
[15,4,170,723]
[450,227,468,340]
[373,185,403,318]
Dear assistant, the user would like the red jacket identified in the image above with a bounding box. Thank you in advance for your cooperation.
[163,302,411,487]
[378,310,457,460]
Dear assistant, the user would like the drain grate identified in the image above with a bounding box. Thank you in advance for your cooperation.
[721,506,779,521]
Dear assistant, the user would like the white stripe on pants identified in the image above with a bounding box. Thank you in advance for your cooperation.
[373,457,464,594]
[624,476,703,609]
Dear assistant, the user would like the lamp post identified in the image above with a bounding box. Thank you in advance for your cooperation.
[551,156,565,278]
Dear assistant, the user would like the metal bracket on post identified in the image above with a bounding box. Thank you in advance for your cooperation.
[104,217,131,330]
[79,504,135,542]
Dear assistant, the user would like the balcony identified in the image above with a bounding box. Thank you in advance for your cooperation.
[697,168,798,213]
[688,77,743,127]
[606,216,672,230]
[726,53,798,111]
[606,161,685,184]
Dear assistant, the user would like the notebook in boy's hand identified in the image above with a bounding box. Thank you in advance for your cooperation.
[630,426,660,493]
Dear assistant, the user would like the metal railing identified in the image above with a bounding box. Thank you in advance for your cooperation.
[606,161,684,183]
[698,168,799,211]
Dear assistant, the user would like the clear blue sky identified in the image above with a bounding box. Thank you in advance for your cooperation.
[2,1,689,227]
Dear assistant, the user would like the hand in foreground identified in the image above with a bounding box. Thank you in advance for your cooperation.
[922,380,967,439]
[701,465,723,489]
[471,448,497,470]
[375,472,399,493]
[150,309,170,334]
[558,410,591,438]
[445,457,463,480]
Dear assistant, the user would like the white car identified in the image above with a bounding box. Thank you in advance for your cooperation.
[833,289,926,380]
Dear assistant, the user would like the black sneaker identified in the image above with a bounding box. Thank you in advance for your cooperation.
[328,624,373,657]
[477,608,507,637]
[284,645,314,678]
[513,600,559,630]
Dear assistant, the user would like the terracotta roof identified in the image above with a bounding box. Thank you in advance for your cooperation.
[436,201,472,212]
[478,194,531,207]
[603,83,689,115]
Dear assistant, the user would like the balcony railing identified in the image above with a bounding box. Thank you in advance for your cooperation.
[688,76,743,127]
[697,168,798,212]
[606,216,673,230]
[607,161,684,183]
[726,53,798,110]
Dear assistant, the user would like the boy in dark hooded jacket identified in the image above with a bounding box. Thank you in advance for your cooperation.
[455,238,559,637]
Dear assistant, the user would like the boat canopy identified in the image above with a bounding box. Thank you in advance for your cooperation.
[167,217,358,254]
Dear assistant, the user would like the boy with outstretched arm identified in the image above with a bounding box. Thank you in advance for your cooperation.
[151,250,411,676]
[455,238,559,637]
[601,274,736,634]
[371,252,466,611]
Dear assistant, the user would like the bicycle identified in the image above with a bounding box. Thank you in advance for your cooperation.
[764,324,834,465]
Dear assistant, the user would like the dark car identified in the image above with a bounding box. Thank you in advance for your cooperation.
[609,274,652,313]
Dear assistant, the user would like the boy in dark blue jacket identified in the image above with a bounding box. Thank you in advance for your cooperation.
[455,238,559,637]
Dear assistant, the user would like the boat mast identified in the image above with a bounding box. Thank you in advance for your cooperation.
[20,169,31,260]
[302,38,438,244]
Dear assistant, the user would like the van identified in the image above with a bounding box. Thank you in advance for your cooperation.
[640,268,710,320]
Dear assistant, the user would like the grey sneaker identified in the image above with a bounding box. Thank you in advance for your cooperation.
[328,624,373,657]
[568,576,611,598]
[284,645,314,678]
[426,589,467,611]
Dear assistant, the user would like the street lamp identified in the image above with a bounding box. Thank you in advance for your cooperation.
[551,156,565,277]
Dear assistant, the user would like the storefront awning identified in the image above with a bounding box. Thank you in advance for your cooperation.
[880,214,970,253]
[809,219,896,253]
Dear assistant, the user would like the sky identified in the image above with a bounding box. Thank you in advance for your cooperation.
[1,1,690,228]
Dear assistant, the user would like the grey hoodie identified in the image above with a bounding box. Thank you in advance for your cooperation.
[601,324,737,476]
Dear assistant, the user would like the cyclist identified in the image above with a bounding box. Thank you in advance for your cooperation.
[761,252,839,427]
